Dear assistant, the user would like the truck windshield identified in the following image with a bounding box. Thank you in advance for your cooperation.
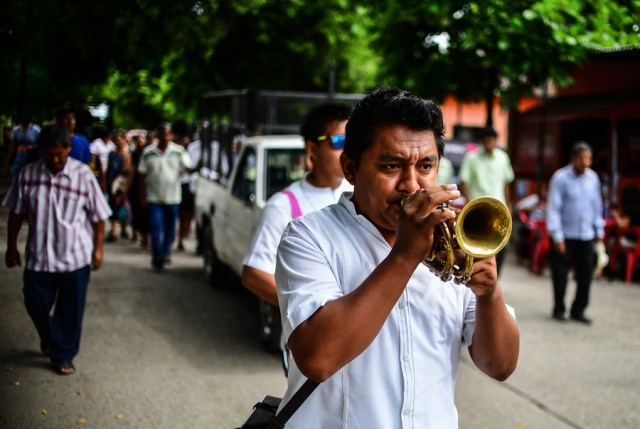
[265,148,307,199]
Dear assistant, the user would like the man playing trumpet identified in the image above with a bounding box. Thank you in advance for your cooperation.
[274,86,520,428]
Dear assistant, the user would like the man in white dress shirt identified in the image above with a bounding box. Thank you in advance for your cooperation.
[241,103,352,370]
[274,87,520,428]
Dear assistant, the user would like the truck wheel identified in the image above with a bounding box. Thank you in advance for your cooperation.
[259,299,282,353]
[203,224,222,287]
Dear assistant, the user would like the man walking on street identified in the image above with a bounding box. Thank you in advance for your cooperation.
[138,122,193,270]
[3,125,111,375]
[459,127,515,274]
[547,141,604,324]
[241,102,352,372]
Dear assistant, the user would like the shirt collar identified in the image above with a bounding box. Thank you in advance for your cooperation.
[41,158,72,179]
[339,193,390,246]
[479,146,495,158]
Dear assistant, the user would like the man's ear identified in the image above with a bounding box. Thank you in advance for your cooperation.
[340,152,356,185]
[305,139,317,164]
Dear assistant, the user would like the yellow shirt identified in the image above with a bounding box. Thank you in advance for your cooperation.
[459,147,514,203]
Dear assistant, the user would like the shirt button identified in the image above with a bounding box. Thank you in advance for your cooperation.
[398,300,406,309]
[403,354,409,361]
[403,409,410,416]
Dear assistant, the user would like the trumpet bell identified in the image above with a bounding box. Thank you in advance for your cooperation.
[455,196,512,259]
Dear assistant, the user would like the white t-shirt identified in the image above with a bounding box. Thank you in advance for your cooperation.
[242,178,352,275]
[89,138,116,173]
[275,193,515,429]
[137,142,192,204]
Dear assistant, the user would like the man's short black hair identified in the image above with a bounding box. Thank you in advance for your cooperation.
[55,106,75,121]
[344,85,445,167]
[93,126,112,139]
[157,122,172,133]
[38,125,71,149]
[481,127,498,138]
[18,113,32,125]
[300,103,352,143]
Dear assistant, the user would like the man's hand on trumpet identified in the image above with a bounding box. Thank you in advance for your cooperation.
[394,184,460,267]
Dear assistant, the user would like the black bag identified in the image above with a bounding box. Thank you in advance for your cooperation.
[236,379,318,429]
[236,395,282,429]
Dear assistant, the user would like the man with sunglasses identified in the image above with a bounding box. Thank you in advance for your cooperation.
[241,102,353,372]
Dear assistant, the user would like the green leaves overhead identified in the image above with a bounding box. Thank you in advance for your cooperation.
[369,0,639,109]
[1,0,637,128]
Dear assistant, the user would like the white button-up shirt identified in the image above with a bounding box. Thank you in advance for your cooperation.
[243,178,352,275]
[275,193,493,429]
[137,142,192,204]
[546,164,604,242]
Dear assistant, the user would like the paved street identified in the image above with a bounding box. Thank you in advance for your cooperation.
[1,207,639,429]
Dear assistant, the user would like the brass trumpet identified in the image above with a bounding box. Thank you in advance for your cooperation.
[403,195,512,284]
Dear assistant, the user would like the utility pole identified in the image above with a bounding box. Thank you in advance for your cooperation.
[327,59,336,99]
[536,80,548,197]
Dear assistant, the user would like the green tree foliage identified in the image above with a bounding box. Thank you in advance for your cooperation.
[1,0,637,129]
[1,0,129,123]
[368,0,639,125]
[1,0,375,129]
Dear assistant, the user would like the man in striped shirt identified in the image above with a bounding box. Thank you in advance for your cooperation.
[3,125,112,375]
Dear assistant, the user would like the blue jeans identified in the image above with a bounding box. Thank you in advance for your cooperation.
[148,203,179,261]
[23,266,91,363]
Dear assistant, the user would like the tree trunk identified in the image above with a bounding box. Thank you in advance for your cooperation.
[485,90,494,129]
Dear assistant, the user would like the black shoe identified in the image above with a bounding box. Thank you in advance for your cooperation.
[152,258,164,271]
[176,243,185,251]
[570,314,593,325]
[552,312,568,322]
[106,234,117,243]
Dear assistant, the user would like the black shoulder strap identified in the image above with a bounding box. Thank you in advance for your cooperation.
[267,379,319,429]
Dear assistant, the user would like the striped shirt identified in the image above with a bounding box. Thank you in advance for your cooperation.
[3,158,112,272]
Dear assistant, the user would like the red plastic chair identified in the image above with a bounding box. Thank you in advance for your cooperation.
[530,219,550,275]
[608,226,640,284]
[515,210,530,265]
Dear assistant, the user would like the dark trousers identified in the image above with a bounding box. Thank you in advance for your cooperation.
[496,245,508,276]
[23,266,91,363]
[550,239,595,316]
[149,202,179,261]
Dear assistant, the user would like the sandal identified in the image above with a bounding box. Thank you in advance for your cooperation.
[55,362,75,376]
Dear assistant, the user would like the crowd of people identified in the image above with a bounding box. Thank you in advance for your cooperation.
[4,110,239,258]
[2,107,239,376]
[1,88,637,428]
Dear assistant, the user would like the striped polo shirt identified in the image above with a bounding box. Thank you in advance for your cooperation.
[137,142,193,204]
[3,158,112,272]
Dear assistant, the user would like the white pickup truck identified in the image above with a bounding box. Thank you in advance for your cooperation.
[194,134,306,351]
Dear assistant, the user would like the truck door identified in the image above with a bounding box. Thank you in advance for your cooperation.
[221,147,258,272]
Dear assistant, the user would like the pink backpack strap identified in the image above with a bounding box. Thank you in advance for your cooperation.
[281,190,302,219]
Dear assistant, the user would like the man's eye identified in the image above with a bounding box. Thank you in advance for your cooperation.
[382,164,398,170]
[418,164,433,171]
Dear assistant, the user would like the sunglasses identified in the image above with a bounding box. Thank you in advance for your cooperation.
[316,134,346,150]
